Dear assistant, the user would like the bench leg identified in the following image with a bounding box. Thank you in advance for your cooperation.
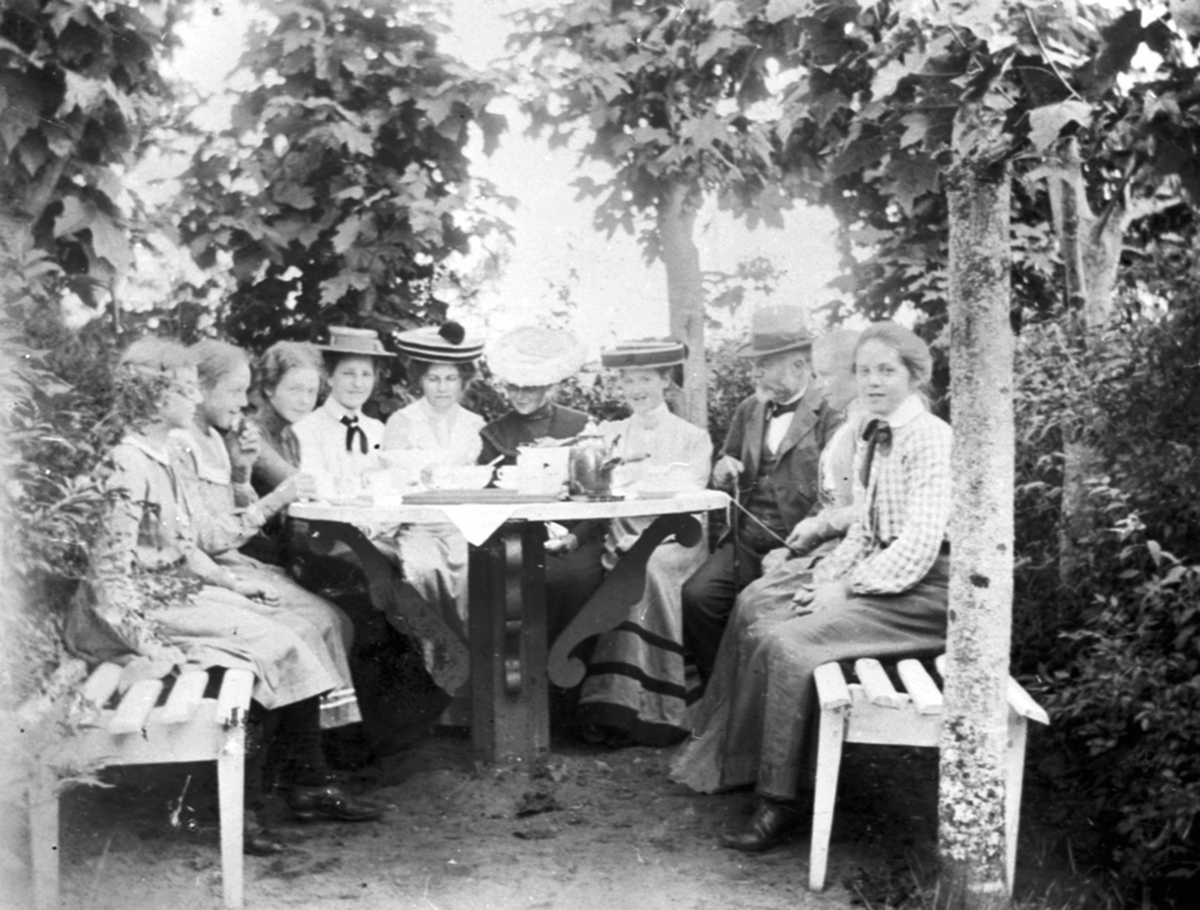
[217,725,247,909]
[1005,713,1029,891]
[28,769,59,910]
[809,706,846,891]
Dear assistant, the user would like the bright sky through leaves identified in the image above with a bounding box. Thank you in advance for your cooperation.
[168,0,843,351]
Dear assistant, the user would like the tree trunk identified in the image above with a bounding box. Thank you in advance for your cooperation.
[939,158,1014,910]
[1046,139,1126,584]
[658,181,707,428]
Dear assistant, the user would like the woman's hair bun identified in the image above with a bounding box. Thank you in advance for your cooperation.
[439,321,466,345]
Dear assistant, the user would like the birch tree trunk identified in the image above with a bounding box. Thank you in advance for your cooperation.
[1046,139,1116,584]
[939,158,1015,910]
[658,181,707,428]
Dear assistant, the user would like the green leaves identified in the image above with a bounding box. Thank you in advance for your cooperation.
[177,1,508,342]
[510,0,785,244]
[1028,99,1092,152]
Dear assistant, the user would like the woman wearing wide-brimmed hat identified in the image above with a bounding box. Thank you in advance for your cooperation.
[575,337,714,748]
[379,321,486,650]
[478,325,589,465]
[291,326,396,497]
[478,325,608,646]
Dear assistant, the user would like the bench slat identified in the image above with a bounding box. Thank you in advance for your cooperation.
[897,659,943,715]
[1007,678,1050,725]
[855,658,905,708]
[82,663,122,708]
[814,662,851,711]
[159,669,209,725]
[216,669,255,728]
[933,655,1048,725]
[107,679,164,735]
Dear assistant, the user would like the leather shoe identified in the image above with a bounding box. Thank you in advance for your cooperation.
[244,812,284,856]
[720,798,806,853]
[286,783,383,822]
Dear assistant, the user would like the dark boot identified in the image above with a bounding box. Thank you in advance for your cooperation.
[719,796,807,853]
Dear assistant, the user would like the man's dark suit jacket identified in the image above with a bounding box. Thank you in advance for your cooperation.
[721,383,842,533]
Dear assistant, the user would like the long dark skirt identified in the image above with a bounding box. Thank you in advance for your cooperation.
[671,554,949,800]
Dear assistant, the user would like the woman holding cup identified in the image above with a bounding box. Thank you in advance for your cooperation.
[169,340,353,663]
[70,338,380,854]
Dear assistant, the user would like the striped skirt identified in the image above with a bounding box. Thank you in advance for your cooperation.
[578,537,707,746]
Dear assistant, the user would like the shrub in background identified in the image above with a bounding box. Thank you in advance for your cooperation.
[1014,296,1200,905]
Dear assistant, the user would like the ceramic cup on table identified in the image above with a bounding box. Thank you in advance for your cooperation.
[380,449,440,487]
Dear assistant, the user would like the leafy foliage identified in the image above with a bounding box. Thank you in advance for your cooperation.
[176,0,510,350]
[1046,562,1200,906]
[0,0,185,311]
[509,0,790,244]
[759,0,1199,344]
[1013,284,1200,901]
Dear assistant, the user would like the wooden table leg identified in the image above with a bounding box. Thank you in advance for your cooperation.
[547,512,702,688]
[468,522,550,763]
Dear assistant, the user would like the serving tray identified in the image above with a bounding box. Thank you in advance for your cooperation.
[403,489,565,505]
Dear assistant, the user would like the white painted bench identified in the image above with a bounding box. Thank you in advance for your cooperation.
[810,656,1050,892]
[28,662,255,910]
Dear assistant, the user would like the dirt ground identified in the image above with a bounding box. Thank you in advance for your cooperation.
[24,720,1106,910]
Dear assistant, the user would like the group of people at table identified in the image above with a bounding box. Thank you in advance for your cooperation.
[66,302,952,859]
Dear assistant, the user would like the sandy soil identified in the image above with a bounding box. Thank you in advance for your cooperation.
[32,727,1092,910]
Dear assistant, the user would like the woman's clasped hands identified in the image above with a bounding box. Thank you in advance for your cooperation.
[791,578,849,615]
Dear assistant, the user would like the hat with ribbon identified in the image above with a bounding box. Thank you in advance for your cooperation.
[734,305,814,359]
[600,337,688,370]
[488,326,587,387]
[314,325,395,358]
[393,320,485,364]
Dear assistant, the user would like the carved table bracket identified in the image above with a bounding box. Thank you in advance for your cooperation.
[547,512,703,688]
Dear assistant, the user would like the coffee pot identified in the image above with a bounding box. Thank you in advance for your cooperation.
[568,422,619,500]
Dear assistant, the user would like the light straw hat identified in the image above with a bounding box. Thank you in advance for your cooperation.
[600,337,688,369]
[314,325,395,358]
[487,326,586,387]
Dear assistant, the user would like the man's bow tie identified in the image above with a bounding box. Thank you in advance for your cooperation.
[766,399,800,421]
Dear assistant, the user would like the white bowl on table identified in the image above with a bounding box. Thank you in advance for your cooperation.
[425,464,496,490]
[616,462,699,498]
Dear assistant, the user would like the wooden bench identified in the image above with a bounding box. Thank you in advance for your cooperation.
[809,656,1049,892]
[28,662,255,910]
